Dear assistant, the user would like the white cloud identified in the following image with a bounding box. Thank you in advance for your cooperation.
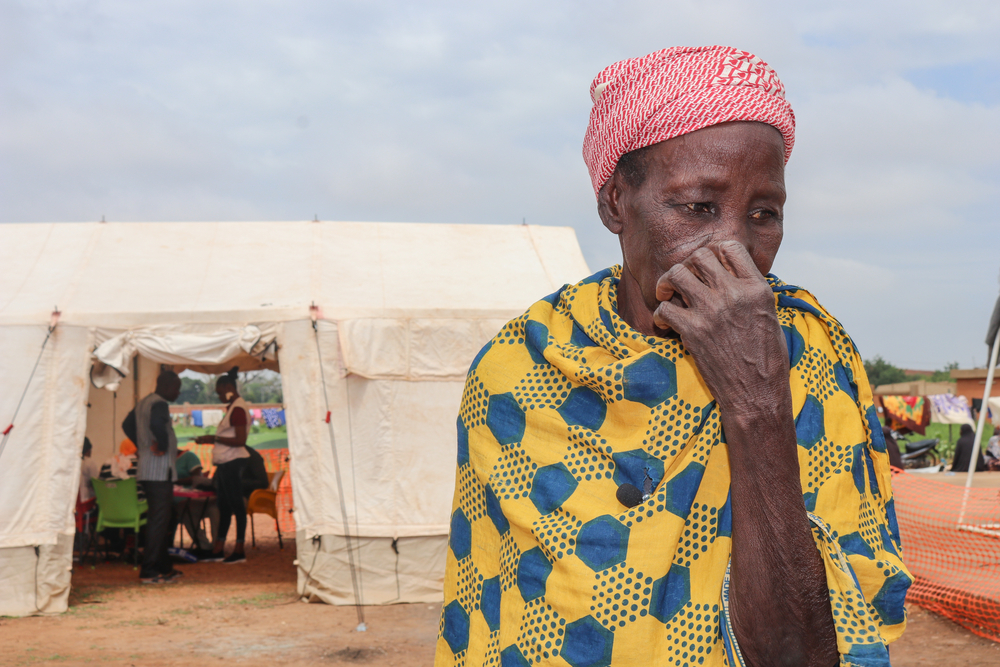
[1,0,998,368]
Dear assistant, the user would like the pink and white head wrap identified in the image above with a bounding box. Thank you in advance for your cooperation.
[582,46,796,196]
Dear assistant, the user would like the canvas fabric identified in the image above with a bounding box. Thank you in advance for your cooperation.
[0,221,591,616]
[436,266,911,667]
[296,531,448,605]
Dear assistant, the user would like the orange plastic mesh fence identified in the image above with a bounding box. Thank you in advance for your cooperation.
[891,470,1000,642]
[183,443,296,534]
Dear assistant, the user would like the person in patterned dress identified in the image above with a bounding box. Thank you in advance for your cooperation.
[436,46,911,667]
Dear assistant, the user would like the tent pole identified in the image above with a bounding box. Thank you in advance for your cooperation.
[958,326,1000,526]
[311,316,367,631]
[133,355,139,409]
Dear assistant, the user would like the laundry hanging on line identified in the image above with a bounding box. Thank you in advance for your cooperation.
[928,394,975,426]
[262,408,285,428]
[881,395,931,434]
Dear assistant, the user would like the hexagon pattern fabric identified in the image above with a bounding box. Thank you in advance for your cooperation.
[435,266,911,667]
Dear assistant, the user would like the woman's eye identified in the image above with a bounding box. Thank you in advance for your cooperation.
[684,202,713,214]
[749,209,779,221]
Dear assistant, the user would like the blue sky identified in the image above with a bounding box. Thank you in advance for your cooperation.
[1,0,998,369]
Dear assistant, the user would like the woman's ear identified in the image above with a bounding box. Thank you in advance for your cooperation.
[225,391,234,401]
[597,173,626,235]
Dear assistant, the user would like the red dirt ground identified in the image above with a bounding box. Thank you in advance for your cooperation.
[1,522,997,666]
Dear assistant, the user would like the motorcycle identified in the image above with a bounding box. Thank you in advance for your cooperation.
[892,429,942,470]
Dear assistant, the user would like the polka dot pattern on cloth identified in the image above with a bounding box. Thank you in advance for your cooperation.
[435,266,911,667]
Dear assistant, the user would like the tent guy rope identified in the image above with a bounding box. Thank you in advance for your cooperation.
[311,303,367,631]
[343,359,366,607]
[0,309,60,464]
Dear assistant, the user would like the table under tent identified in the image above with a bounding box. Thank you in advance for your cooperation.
[0,221,590,616]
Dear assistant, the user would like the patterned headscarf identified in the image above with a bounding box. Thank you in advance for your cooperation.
[583,46,796,196]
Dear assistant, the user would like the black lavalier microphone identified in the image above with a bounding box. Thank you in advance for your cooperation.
[616,483,644,508]
[617,468,657,509]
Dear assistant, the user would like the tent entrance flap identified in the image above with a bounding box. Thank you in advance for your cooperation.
[90,324,279,388]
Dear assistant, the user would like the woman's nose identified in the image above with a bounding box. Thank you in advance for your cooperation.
[715,212,755,255]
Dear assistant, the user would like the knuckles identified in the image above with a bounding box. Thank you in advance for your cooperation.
[717,239,744,254]
[687,246,716,265]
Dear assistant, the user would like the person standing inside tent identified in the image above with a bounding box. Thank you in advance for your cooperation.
[122,370,182,584]
[78,437,100,503]
[194,367,251,563]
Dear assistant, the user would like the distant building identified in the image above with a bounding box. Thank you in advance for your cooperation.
[950,369,1000,407]
[870,380,955,397]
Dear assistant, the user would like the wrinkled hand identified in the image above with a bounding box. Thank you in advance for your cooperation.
[652,240,788,416]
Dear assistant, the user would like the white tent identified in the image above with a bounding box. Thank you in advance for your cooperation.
[0,221,589,616]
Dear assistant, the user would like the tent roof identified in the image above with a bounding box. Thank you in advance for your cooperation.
[0,221,590,326]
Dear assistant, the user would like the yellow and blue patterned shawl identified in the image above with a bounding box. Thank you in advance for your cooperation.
[436,266,911,667]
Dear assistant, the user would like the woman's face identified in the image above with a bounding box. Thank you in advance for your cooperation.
[216,383,232,402]
[606,122,786,314]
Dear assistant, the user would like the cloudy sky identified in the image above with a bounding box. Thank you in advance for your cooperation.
[2,0,998,370]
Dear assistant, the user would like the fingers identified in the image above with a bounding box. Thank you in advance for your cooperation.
[656,263,709,312]
[653,295,689,332]
[656,242,749,303]
[683,246,732,288]
[711,240,760,279]
[655,273,674,302]
[655,241,762,328]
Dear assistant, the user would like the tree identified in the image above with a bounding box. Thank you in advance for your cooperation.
[177,370,283,404]
[863,356,907,388]
[240,371,283,403]
[928,362,959,383]
[178,377,209,404]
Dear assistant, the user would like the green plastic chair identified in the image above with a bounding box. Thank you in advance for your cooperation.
[91,477,148,567]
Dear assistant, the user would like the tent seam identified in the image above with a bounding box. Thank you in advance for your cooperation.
[0,223,55,316]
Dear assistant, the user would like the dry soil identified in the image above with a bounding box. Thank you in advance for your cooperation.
[1,523,997,666]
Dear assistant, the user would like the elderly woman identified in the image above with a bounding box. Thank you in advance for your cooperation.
[435,47,910,667]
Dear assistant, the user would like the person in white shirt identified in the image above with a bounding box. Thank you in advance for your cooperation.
[194,367,251,564]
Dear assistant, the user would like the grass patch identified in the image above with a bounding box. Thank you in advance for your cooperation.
[225,592,289,608]
[114,618,159,627]
[175,424,287,448]
[878,417,995,464]
[68,585,112,607]
[899,422,995,463]
[16,655,69,665]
